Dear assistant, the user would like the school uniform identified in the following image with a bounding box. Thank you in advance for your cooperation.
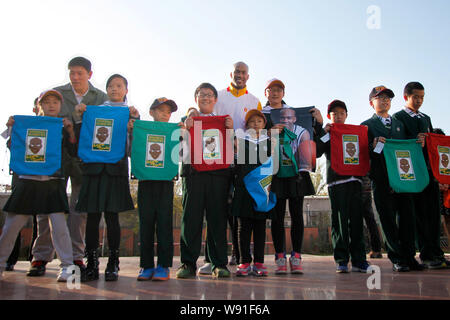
[316,127,366,265]
[75,105,135,253]
[54,82,108,261]
[179,113,232,271]
[0,129,75,270]
[361,114,417,266]
[392,108,444,262]
[231,134,273,264]
[263,106,315,255]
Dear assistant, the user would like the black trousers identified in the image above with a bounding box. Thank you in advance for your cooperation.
[204,215,240,263]
[414,179,444,261]
[271,196,304,254]
[238,217,267,264]
[85,212,120,252]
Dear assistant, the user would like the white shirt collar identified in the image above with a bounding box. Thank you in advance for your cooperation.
[404,107,425,118]
[71,85,89,104]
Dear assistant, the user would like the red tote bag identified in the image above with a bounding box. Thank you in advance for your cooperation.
[426,132,450,184]
[189,115,233,172]
[330,123,370,176]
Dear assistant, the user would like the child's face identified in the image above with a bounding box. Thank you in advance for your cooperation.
[370,93,391,115]
[404,89,424,111]
[69,66,92,93]
[329,106,347,124]
[246,115,265,132]
[265,85,284,106]
[280,109,296,130]
[150,104,172,122]
[107,77,128,103]
[40,95,61,117]
[195,88,217,114]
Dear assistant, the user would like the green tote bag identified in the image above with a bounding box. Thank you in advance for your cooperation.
[383,139,429,193]
[131,120,180,181]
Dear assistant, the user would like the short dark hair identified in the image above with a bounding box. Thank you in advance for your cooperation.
[68,56,92,73]
[404,82,424,96]
[194,83,217,100]
[106,74,128,89]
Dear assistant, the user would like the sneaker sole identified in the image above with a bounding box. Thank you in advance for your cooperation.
[275,270,287,275]
[351,268,367,273]
[291,270,303,274]
[336,268,349,273]
[152,276,170,281]
[137,277,152,281]
[198,271,212,275]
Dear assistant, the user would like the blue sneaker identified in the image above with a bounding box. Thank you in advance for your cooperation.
[152,265,170,281]
[336,262,348,273]
[137,268,155,281]
[352,261,370,273]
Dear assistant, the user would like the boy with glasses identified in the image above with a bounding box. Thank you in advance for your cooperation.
[362,85,425,272]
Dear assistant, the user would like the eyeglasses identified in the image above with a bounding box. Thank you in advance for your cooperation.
[197,93,215,99]
[373,96,392,102]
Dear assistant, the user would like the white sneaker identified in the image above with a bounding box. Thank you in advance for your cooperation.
[57,266,74,282]
[198,262,212,275]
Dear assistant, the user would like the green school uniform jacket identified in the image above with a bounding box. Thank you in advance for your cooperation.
[392,109,433,139]
[361,114,407,185]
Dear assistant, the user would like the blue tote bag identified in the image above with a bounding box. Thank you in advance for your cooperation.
[244,157,277,212]
[78,105,129,163]
[10,115,63,175]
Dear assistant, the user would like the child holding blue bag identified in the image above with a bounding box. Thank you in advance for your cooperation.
[232,109,275,277]
[0,90,76,282]
[75,74,139,281]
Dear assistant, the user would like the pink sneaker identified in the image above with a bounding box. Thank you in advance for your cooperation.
[253,262,268,277]
[275,253,287,275]
[289,252,303,274]
[236,263,252,276]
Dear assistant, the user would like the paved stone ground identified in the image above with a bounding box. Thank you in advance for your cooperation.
[1,254,449,300]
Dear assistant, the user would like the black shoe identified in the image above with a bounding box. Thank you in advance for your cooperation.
[5,263,15,272]
[439,257,450,269]
[105,250,120,281]
[393,263,410,272]
[86,250,99,281]
[74,260,89,282]
[407,259,426,271]
[27,261,47,277]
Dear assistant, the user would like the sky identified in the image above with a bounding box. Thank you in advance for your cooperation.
[0,0,449,185]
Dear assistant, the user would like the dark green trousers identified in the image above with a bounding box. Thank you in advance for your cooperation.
[372,181,416,264]
[137,180,174,269]
[329,181,366,264]
[413,177,444,261]
[180,173,230,270]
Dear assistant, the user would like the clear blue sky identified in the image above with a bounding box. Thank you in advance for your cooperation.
[0,0,449,184]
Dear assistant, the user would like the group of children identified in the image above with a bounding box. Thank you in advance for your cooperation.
[0,57,448,284]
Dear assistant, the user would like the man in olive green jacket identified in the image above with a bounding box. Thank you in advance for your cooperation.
[52,57,107,279]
